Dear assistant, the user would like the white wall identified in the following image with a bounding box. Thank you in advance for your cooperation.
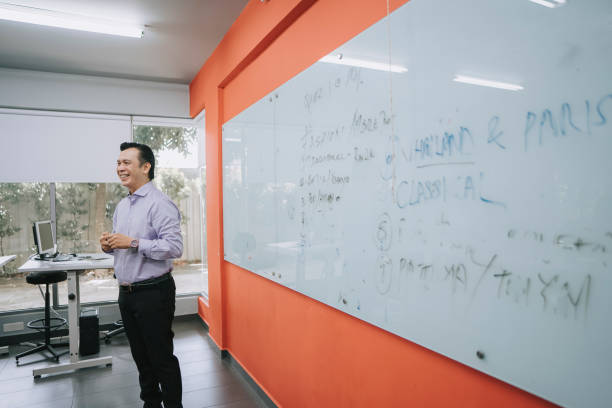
[0,67,190,118]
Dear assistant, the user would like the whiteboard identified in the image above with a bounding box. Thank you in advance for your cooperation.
[222,1,612,406]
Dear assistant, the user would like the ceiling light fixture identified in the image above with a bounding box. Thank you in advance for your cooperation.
[453,75,524,91]
[319,54,408,73]
[528,0,566,9]
[0,2,144,38]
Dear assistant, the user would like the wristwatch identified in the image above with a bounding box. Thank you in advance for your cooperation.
[130,239,139,249]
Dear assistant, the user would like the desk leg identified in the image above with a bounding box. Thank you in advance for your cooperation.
[32,270,112,378]
[68,270,79,363]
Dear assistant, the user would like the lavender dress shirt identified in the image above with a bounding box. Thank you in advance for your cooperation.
[110,181,183,284]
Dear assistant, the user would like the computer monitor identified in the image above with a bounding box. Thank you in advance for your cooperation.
[33,220,56,259]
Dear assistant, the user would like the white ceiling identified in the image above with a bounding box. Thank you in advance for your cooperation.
[0,0,249,84]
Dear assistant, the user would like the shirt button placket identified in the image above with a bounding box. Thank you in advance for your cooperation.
[124,197,135,275]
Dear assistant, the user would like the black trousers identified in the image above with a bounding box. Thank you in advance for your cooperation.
[118,275,182,408]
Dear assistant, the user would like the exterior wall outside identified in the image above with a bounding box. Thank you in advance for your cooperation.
[190,0,556,406]
[0,67,189,118]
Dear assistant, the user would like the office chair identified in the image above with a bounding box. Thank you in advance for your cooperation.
[103,319,125,344]
[15,270,69,364]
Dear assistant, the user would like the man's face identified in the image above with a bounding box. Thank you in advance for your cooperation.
[116,148,150,193]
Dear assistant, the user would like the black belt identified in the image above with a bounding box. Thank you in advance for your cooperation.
[120,273,171,293]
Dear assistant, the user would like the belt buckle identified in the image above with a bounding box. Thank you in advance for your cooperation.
[121,283,134,293]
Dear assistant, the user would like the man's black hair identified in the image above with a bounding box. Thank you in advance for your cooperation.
[120,142,155,180]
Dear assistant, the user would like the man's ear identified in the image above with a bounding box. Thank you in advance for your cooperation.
[143,162,151,177]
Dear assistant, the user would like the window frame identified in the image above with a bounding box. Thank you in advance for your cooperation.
[131,113,208,298]
[0,110,207,315]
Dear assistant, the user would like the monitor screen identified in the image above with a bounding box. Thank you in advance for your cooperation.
[33,220,56,256]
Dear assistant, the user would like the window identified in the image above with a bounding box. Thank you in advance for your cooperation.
[0,183,121,310]
[132,119,207,297]
[0,183,50,311]
[0,113,207,312]
[0,109,130,310]
[54,182,122,305]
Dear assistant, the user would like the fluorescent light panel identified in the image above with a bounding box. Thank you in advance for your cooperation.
[528,0,566,8]
[320,54,407,73]
[453,75,523,91]
[0,2,144,38]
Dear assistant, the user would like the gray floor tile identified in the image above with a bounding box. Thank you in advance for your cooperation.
[0,373,73,396]
[4,351,70,380]
[0,383,75,408]
[180,357,229,377]
[176,347,218,364]
[182,369,239,393]
[72,384,142,408]
[0,316,268,408]
[182,383,251,408]
[210,400,262,408]
[72,370,140,396]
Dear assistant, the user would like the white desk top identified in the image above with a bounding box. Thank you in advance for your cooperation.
[0,255,17,268]
[18,253,114,273]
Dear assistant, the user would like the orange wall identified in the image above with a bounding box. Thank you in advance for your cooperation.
[190,1,557,406]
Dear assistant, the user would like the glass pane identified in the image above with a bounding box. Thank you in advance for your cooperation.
[0,183,51,311]
[133,124,207,296]
[55,183,122,305]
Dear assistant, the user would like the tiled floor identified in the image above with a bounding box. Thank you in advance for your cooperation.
[0,317,266,408]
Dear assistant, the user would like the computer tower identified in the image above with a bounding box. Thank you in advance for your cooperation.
[79,307,99,356]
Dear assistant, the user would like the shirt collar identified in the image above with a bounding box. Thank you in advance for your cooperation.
[130,181,153,197]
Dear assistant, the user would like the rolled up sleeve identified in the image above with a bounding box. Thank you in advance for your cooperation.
[138,198,183,260]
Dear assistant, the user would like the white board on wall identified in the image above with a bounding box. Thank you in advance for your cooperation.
[222,1,612,406]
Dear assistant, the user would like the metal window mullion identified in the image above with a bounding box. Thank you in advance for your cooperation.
[50,182,60,308]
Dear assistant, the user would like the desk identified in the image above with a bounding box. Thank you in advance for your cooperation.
[0,255,16,268]
[18,254,114,377]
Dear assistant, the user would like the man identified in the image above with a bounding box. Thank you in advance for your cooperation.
[100,142,183,408]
